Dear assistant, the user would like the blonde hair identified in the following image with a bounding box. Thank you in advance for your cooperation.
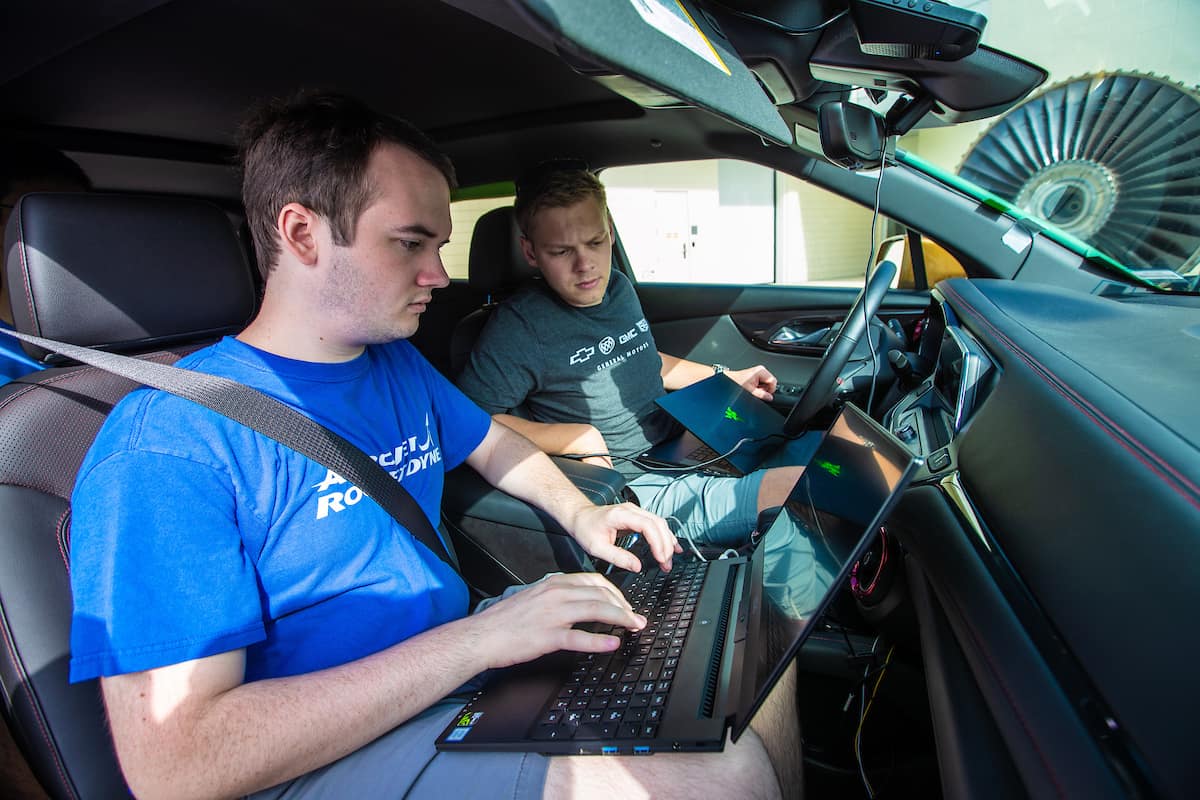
[514,166,606,237]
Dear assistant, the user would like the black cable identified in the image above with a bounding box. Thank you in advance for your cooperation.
[556,431,795,475]
[802,755,862,777]
[838,626,857,658]
[558,449,735,474]
[632,432,785,473]
[861,152,890,416]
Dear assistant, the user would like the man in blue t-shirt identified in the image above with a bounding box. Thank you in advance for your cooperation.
[70,92,796,800]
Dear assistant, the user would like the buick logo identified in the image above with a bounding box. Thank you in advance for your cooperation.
[599,337,616,355]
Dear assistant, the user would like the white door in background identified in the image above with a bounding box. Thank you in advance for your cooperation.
[649,190,692,281]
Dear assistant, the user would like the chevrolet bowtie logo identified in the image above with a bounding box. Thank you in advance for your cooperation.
[724,407,742,422]
[570,346,595,365]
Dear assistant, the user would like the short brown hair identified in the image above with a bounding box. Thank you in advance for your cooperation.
[514,163,606,238]
[238,90,456,276]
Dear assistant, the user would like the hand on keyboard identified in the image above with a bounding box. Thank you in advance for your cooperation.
[533,559,708,743]
[470,572,648,670]
[594,532,654,577]
[567,502,682,574]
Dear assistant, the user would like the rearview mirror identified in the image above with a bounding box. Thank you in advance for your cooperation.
[817,101,884,170]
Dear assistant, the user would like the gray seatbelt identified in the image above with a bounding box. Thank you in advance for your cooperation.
[0,328,458,570]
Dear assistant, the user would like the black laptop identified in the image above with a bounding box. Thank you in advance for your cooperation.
[641,373,815,476]
[435,402,919,755]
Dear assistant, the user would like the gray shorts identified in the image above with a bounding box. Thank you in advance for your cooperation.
[627,468,766,548]
[248,700,549,800]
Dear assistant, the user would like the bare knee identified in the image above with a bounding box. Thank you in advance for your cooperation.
[543,733,780,800]
[757,467,805,511]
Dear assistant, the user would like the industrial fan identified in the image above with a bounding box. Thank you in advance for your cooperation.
[958,72,1200,274]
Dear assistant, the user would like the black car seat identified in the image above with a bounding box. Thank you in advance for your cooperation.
[0,192,257,799]
[447,205,534,377]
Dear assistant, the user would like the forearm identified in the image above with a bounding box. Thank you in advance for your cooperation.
[659,351,714,390]
[468,421,595,531]
[660,353,777,400]
[493,413,607,457]
[469,422,679,572]
[105,616,491,800]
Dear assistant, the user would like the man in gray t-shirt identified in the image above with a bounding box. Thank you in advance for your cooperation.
[457,167,805,548]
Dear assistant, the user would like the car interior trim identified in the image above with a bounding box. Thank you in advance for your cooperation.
[897,486,1134,799]
[905,556,1026,800]
[937,471,991,554]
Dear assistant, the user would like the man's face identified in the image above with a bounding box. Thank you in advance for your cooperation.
[521,195,612,308]
[318,143,452,344]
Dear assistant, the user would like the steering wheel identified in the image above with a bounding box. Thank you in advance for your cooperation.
[782,259,898,435]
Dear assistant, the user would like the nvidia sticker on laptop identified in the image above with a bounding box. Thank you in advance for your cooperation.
[446,711,485,742]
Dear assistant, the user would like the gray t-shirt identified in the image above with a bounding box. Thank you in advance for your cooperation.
[457,271,679,475]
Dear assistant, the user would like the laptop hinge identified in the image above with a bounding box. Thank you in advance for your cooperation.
[699,562,741,718]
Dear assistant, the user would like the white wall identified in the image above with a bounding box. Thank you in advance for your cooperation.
[775,174,880,284]
[605,160,775,283]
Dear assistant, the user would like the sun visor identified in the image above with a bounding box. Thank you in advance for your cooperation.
[510,0,793,145]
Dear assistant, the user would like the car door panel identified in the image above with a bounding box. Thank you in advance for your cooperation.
[636,281,928,387]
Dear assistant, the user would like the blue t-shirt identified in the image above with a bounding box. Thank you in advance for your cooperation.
[69,336,491,683]
[0,321,44,383]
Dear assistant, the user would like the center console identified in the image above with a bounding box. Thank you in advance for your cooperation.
[441,457,631,597]
[884,297,995,470]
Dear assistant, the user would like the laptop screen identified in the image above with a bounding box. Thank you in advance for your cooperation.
[730,403,918,739]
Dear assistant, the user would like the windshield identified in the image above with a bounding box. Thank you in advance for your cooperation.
[882,0,1200,292]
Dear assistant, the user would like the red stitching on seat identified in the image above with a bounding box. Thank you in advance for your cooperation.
[0,350,184,413]
[15,204,40,333]
[941,283,1200,511]
[0,606,77,799]
[0,366,110,413]
[56,508,72,572]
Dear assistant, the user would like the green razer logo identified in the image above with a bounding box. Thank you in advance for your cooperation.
[816,458,842,477]
[724,407,742,422]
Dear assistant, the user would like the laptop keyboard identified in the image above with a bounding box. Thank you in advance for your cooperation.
[686,443,720,463]
[532,558,709,742]
[684,443,739,476]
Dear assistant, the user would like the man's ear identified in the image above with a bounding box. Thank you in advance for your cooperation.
[278,202,321,266]
[519,235,540,270]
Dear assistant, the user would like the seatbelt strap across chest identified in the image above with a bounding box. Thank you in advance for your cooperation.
[1,328,458,570]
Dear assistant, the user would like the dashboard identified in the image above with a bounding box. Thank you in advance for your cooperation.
[883,278,1200,800]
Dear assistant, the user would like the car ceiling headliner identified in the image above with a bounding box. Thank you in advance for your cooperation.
[1,0,791,189]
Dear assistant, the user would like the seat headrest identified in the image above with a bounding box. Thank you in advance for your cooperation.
[4,192,257,361]
[467,205,536,293]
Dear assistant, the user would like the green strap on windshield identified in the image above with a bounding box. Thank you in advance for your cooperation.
[896,150,1157,290]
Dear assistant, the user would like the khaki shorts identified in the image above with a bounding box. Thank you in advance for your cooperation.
[627,468,767,548]
[248,699,549,800]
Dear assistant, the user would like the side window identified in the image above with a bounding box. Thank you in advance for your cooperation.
[443,194,515,281]
[603,159,955,287]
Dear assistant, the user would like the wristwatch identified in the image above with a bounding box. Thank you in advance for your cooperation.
[712,363,727,374]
